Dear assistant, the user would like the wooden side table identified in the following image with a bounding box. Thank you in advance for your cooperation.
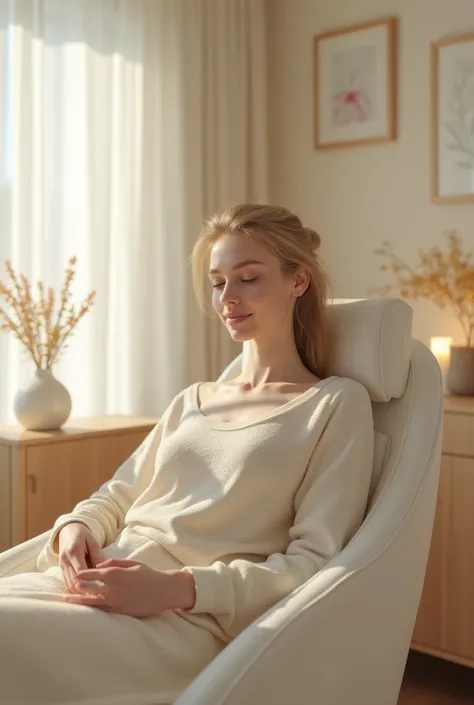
[0,415,157,551]
[412,395,474,668]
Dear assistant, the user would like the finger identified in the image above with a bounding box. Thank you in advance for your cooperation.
[86,541,103,568]
[62,592,109,606]
[64,597,112,612]
[73,579,109,597]
[96,558,139,568]
[62,563,81,593]
[75,569,108,581]
[61,570,73,592]
[68,553,88,574]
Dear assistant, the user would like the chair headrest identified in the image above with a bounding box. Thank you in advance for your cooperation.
[239,298,412,403]
[325,298,413,402]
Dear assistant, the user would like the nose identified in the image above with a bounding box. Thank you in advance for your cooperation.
[220,281,240,305]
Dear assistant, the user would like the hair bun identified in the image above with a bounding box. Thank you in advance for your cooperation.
[303,226,321,251]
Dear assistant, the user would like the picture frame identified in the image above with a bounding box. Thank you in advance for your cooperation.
[431,33,474,204]
[313,17,397,150]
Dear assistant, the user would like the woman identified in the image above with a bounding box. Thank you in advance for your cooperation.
[0,204,374,705]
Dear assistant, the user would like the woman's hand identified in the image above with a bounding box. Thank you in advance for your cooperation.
[61,558,196,617]
[58,522,103,593]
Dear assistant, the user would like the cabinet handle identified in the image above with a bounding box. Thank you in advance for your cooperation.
[28,474,37,494]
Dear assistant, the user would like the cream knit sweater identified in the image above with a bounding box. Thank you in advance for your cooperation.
[37,376,374,641]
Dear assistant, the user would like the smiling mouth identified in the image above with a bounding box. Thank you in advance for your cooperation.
[225,314,252,324]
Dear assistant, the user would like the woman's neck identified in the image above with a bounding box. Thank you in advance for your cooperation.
[238,340,316,386]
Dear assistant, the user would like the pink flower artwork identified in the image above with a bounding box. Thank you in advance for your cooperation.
[330,46,376,127]
[332,76,373,125]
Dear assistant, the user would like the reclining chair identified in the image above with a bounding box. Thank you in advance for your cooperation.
[0,298,443,705]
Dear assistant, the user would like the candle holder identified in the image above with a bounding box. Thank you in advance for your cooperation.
[430,337,453,394]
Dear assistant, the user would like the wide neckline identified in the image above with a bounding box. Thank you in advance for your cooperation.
[190,376,337,430]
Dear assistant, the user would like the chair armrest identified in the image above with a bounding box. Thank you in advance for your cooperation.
[175,565,350,705]
[176,460,439,705]
[176,557,413,705]
[0,531,51,578]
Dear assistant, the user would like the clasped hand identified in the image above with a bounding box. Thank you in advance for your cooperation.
[57,523,196,617]
[62,558,195,618]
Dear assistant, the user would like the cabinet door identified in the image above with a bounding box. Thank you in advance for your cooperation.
[25,430,150,540]
[412,454,474,662]
[0,445,11,551]
[412,455,448,650]
[67,431,150,511]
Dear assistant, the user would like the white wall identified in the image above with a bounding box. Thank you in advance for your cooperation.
[268,0,474,346]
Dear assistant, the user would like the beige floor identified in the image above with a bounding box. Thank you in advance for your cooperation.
[398,651,474,704]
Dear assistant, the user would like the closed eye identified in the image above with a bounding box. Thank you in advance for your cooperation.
[212,277,258,289]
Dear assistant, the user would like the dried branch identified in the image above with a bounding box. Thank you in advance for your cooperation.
[371,231,474,346]
[0,257,96,369]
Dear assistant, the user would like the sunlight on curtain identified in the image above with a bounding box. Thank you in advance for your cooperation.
[0,0,149,423]
[0,0,268,425]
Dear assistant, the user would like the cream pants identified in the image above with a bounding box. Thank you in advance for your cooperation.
[0,529,224,705]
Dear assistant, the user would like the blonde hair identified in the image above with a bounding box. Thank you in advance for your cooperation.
[191,203,332,378]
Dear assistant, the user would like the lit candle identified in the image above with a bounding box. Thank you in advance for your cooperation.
[430,337,453,383]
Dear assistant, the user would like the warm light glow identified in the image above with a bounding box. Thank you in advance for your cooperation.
[430,337,452,356]
[430,336,453,376]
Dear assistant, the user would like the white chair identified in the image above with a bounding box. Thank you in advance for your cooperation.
[0,298,443,705]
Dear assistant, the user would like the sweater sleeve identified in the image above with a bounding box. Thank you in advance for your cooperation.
[37,421,163,569]
[185,403,374,638]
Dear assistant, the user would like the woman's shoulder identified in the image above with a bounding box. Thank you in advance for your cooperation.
[324,374,371,400]
[317,375,372,419]
[157,384,197,424]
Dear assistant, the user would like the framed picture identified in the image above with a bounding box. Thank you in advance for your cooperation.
[431,34,474,204]
[313,18,397,149]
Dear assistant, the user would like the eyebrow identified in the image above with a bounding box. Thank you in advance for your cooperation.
[209,259,265,274]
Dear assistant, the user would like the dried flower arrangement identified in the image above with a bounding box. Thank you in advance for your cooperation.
[372,231,474,346]
[0,256,96,370]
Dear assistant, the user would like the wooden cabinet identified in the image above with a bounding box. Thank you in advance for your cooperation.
[0,415,157,551]
[412,397,474,668]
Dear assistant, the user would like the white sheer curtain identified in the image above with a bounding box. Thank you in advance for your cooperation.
[0,0,268,424]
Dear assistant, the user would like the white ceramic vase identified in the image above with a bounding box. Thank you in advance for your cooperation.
[14,368,72,432]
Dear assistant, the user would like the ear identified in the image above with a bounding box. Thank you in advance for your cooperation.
[292,268,310,298]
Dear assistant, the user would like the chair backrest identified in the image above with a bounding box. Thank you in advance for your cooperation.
[218,297,432,508]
